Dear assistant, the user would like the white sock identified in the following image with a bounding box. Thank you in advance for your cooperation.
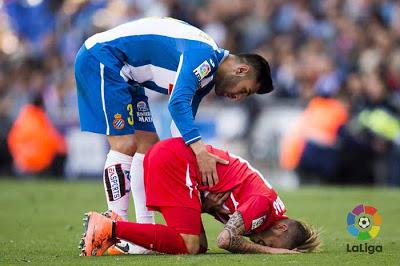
[117,240,157,254]
[103,150,132,221]
[130,152,155,224]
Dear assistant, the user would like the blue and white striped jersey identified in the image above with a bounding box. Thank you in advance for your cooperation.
[84,17,229,144]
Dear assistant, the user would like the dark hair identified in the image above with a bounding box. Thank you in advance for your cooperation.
[237,54,274,94]
[32,93,44,108]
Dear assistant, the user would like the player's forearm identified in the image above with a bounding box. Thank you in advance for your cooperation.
[217,211,250,253]
[217,211,276,254]
[217,231,295,254]
[190,139,206,155]
[217,229,270,253]
[168,96,201,145]
[216,211,298,254]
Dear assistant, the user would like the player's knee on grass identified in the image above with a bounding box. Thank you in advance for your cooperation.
[135,130,159,154]
[107,135,137,156]
[180,234,200,254]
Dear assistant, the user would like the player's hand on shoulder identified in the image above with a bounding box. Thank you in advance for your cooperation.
[190,140,229,187]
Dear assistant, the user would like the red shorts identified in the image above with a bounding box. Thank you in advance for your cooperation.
[143,140,203,235]
[144,139,202,212]
[160,206,202,235]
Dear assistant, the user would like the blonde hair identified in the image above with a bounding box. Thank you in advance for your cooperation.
[293,221,322,253]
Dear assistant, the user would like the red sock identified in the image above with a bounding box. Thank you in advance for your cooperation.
[115,221,189,254]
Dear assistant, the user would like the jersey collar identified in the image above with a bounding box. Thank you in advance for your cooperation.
[216,48,229,66]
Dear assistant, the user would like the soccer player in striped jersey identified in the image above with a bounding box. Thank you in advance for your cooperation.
[74,16,274,243]
[79,138,320,256]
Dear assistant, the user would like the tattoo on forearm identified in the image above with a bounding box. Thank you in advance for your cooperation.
[224,212,245,250]
[218,211,267,253]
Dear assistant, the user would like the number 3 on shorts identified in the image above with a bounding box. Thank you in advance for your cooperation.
[127,104,134,126]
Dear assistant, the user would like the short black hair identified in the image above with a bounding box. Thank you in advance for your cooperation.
[237,54,274,94]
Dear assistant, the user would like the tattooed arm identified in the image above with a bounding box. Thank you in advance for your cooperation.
[216,211,297,254]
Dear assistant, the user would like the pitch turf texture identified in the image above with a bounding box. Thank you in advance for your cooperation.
[0,180,399,265]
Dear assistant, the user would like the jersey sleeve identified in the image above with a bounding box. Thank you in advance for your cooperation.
[168,48,216,145]
[190,92,206,117]
[169,91,208,138]
[237,196,271,233]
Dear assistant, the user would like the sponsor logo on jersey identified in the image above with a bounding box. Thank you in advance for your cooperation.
[112,113,125,129]
[137,101,149,112]
[136,101,153,123]
[273,196,286,215]
[193,60,211,81]
[251,215,266,230]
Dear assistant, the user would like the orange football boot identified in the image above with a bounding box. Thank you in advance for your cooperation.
[79,212,116,256]
[102,210,124,222]
[101,210,128,255]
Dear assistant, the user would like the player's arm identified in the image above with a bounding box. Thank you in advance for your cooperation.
[169,52,227,187]
[169,91,206,137]
[216,211,297,254]
[189,85,229,187]
[201,191,231,215]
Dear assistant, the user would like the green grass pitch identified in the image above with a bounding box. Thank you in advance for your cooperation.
[0,179,399,265]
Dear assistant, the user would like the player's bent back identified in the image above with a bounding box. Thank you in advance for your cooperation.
[144,137,287,234]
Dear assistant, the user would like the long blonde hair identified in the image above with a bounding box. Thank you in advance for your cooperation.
[293,220,322,253]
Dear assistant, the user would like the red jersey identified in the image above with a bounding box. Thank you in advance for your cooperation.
[144,138,287,234]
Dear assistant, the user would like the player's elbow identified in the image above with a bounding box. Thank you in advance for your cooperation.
[168,100,179,113]
[217,230,231,250]
[168,99,188,117]
[168,102,178,120]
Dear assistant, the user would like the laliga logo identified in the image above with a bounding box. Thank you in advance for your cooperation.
[346,204,382,254]
[347,204,381,240]
[200,63,210,76]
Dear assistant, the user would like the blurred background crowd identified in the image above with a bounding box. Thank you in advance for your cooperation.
[0,0,399,187]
